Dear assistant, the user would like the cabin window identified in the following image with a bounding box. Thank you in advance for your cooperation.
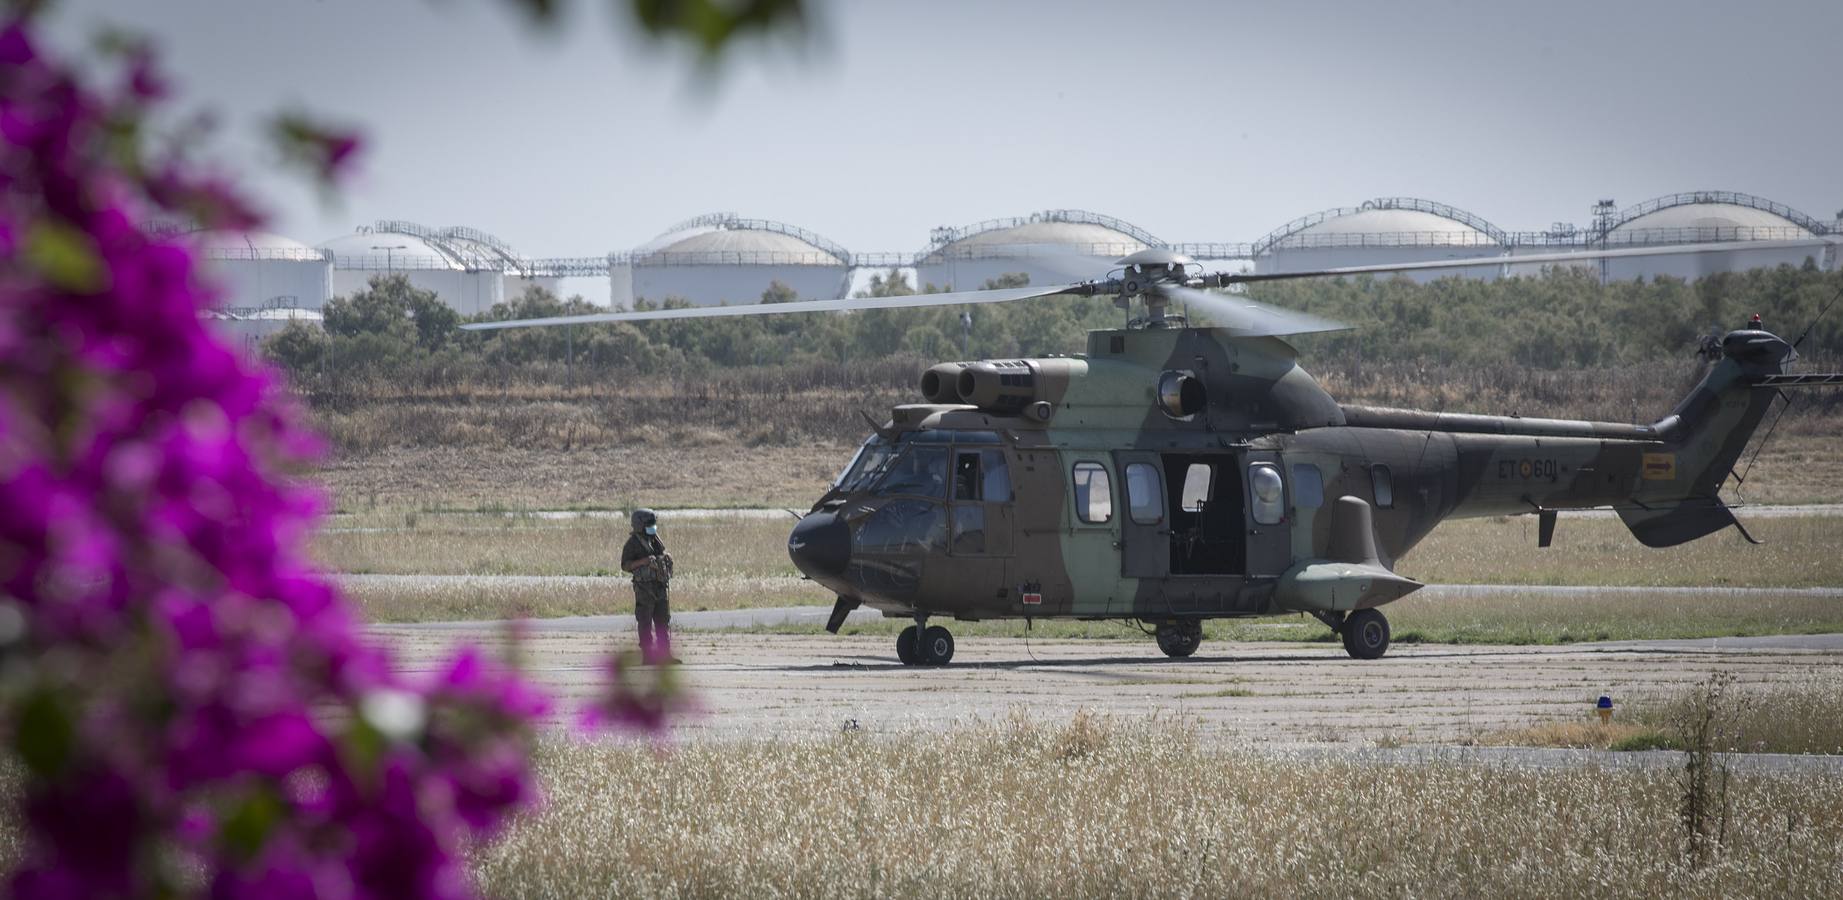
[874,447,948,498]
[953,452,981,500]
[953,449,1013,501]
[1249,463,1285,525]
[853,500,946,555]
[1180,463,1213,512]
[1072,462,1113,524]
[1125,462,1163,525]
[1371,464,1394,509]
[1292,463,1325,509]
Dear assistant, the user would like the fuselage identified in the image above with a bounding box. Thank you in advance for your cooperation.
[787,325,1687,624]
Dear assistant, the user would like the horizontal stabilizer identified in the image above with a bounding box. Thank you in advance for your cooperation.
[1617,500,1739,548]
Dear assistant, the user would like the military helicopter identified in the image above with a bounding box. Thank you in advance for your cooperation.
[466,239,1842,665]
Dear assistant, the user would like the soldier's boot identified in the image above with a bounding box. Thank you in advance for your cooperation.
[653,629,678,665]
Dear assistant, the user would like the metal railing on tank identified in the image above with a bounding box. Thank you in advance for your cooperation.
[1254,198,1508,255]
[1610,192,1832,235]
[920,209,1167,256]
[200,247,335,262]
[1261,231,1504,251]
[917,241,1155,263]
[625,250,851,267]
[651,213,853,264]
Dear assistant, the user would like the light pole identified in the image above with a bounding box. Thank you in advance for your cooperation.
[371,243,407,274]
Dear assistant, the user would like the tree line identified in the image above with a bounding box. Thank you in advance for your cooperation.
[261,263,1843,395]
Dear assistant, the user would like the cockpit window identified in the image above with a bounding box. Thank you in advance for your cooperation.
[834,437,896,492]
[874,447,949,498]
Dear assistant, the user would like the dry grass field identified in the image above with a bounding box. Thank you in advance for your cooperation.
[473,716,1843,899]
[316,433,1843,513]
[316,444,848,511]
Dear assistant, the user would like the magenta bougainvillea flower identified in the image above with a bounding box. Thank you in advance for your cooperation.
[0,13,672,897]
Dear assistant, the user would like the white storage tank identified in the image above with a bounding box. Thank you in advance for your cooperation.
[188,230,333,310]
[913,209,1161,291]
[615,213,852,308]
[318,222,507,316]
[1593,192,1827,281]
[1253,198,1507,283]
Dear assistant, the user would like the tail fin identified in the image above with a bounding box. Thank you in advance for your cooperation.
[1617,328,1792,547]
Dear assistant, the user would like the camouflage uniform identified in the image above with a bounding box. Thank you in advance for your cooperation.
[621,517,673,659]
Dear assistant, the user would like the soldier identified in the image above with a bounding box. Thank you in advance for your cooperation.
[621,508,675,662]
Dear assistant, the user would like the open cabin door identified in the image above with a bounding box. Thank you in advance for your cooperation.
[1113,451,1168,579]
[1241,450,1292,578]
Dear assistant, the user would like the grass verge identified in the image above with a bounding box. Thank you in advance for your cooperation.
[345,575,825,623]
[1486,670,1843,755]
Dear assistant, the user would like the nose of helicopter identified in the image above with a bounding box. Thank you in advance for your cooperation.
[788,511,850,579]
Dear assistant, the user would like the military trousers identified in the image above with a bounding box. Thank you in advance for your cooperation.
[633,580,670,647]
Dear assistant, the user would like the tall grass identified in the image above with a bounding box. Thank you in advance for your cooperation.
[1487,670,1843,756]
[475,715,1843,898]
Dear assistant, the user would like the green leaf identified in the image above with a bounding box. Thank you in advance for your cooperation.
[14,688,74,777]
[24,222,110,294]
[219,787,285,862]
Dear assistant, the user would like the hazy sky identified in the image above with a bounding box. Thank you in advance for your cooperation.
[49,0,1843,258]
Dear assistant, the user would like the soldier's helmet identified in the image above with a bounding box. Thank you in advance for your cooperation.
[630,508,657,532]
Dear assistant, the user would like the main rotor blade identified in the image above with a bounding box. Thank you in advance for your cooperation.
[1221,238,1834,285]
[460,283,1081,331]
[1156,284,1349,337]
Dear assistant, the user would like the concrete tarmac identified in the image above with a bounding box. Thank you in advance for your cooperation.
[370,622,1843,767]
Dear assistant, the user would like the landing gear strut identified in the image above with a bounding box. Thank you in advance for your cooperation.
[897,616,954,666]
[1154,620,1203,658]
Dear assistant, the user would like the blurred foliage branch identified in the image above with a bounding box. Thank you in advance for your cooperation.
[500,0,808,59]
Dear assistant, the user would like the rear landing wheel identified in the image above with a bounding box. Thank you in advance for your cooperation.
[1155,621,1203,659]
[896,625,920,665]
[922,625,955,666]
[1342,609,1390,660]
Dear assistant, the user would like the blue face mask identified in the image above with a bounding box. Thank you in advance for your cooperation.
[644,525,657,535]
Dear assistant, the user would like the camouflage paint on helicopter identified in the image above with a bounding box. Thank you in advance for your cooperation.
[788,322,1811,664]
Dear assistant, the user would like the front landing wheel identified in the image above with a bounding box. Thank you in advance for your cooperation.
[1155,621,1203,659]
[896,625,920,665]
[1342,609,1390,660]
[921,625,955,665]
